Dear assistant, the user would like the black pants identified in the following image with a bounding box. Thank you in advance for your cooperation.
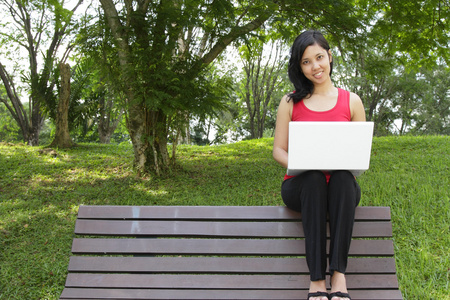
[281,170,361,281]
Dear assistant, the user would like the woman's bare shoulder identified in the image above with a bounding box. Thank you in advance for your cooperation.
[349,91,366,121]
[349,91,362,103]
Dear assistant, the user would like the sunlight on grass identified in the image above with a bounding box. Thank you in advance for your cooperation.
[132,183,169,196]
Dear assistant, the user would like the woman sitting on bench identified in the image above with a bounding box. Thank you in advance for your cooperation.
[273,30,366,300]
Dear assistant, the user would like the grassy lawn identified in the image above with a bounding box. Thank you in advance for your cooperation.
[0,136,449,299]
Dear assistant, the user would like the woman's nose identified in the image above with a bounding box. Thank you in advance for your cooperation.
[312,61,320,70]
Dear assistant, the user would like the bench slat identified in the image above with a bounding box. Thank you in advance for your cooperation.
[74,219,392,238]
[71,238,394,256]
[60,288,403,300]
[77,205,391,221]
[68,256,398,274]
[64,274,398,290]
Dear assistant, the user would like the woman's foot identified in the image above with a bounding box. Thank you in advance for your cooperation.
[330,272,350,300]
[308,280,328,300]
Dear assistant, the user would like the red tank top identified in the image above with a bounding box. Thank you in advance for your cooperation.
[284,88,351,181]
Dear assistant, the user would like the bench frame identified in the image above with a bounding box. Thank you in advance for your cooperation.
[60,205,403,300]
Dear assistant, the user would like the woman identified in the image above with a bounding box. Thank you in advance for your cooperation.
[273,30,366,300]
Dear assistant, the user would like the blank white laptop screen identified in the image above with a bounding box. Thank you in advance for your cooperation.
[287,122,374,176]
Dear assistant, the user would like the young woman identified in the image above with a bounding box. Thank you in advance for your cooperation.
[273,30,366,300]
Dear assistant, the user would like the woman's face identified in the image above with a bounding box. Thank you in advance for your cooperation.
[300,43,332,85]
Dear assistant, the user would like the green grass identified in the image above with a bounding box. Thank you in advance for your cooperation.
[0,136,449,299]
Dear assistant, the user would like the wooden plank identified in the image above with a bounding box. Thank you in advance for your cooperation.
[77,205,391,221]
[64,274,311,289]
[71,238,304,255]
[60,288,403,300]
[346,257,398,273]
[74,220,392,238]
[71,238,394,256]
[68,256,397,274]
[64,274,398,290]
[74,219,303,237]
[76,205,300,221]
[59,288,310,300]
[68,256,309,274]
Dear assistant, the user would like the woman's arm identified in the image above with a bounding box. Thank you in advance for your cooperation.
[350,92,366,121]
[273,95,293,168]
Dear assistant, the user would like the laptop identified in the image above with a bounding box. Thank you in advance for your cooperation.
[287,122,374,176]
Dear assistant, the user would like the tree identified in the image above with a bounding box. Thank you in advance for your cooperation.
[49,62,74,148]
[97,0,276,174]
[334,50,400,135]
[238,38,287,139]
[0,0,83,146]
[412,66,450,135]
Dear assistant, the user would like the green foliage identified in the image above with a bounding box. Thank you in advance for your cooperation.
[0,103,21,142]
[102,0,229,116]
[0,136,449,298]
[378,0,450,66]
[66,56,127,143]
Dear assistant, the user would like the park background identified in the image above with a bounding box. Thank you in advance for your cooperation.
[0,0,449,299]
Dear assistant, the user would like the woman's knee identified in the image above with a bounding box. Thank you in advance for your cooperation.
[329,170,354,183]
[281,171,327,211]
[302,170,328,186]
[329,170,361,206]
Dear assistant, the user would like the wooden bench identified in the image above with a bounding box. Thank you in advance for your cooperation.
[60,205,403,300]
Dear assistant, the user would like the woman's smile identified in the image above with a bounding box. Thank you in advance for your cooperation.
[313,71,324,78]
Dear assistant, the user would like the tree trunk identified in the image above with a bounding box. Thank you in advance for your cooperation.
[127,104,170,176]
[49,63,73,148]
[98,97,124,144]
[98,114,123,144]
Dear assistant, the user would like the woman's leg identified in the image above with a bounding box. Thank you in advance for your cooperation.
[327,170,361,299]
[281,171,328,281]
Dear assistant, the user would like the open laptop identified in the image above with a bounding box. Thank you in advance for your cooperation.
[287,122,374,176]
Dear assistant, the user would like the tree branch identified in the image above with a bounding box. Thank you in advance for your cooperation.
[201,13,270,66]
[99,0,130,67]
[0,62,29,133]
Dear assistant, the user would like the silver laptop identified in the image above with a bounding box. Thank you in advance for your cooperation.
[287,122,374,176]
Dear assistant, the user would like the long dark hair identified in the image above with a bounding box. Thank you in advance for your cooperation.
[287,30,333,103]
